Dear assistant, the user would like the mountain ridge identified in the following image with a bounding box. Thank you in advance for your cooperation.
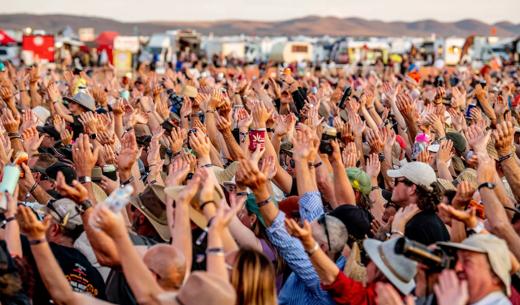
[0,13,518,37]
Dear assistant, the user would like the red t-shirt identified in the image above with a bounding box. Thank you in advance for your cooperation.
[321,271,378,305]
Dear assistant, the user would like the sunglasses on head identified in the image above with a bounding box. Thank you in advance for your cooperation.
[317,214,331,252]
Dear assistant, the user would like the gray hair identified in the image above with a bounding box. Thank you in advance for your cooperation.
[313,215,348,256]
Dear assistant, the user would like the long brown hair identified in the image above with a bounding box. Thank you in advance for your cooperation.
[231,249,277,305]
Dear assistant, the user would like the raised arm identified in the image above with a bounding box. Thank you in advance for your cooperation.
[494,121,520,203]
[166,159,195,279]
[17,207,110,305]
[94,205,164,305]
[476,154,520,260]
[236,158,324,294]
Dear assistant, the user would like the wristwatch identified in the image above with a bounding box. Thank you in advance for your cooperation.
[477,182,496,192]
[76,200,93,214]
[78,176,92,184]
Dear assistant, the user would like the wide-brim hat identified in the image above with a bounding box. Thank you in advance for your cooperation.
[363,238,417,295]
[154,271,236,305]
[129,185,171,242]
[212,162,239,185]
[63,92,96,112]
[438,234,512,296]
[164,184,224,229]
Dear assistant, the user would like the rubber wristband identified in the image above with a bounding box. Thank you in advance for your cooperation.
[29,238,47,246]
[256,197,271,207]
[206,247,225,256]
[0,216,16,229]
[120,176,135,187]
[498,153,513,163]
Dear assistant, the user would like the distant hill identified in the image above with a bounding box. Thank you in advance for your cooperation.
[0,13,518,37]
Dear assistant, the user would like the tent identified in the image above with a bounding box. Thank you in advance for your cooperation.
[95,31,119,64]
[0,30,17,45]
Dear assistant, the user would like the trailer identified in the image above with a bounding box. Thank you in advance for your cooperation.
[269,41,313,63]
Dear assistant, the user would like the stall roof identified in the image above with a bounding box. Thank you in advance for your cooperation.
[95,31,119,47]
[0,30,17,45]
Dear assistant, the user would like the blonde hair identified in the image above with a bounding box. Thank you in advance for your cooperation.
[231,249,277,305]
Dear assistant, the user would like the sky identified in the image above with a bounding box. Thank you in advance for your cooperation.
[3,0,520,24]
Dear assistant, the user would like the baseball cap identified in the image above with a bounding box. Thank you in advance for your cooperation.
[329,204,372,241]
[46,163,77,185]
[346,167,371,196]
[46,198,83,231]
[37,125,61,141]
[445,132,467,155]
[387,162,437,191]
[438,234,512,296]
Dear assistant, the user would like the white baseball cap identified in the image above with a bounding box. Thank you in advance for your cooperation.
[387,162,437,191]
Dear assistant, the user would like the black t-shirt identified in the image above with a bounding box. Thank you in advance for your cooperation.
[70,115,84,139]
[105,233,158,305]
[405,210,450,246]
[21,237,106,305]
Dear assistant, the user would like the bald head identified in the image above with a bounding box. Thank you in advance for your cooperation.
[143,245,186,291]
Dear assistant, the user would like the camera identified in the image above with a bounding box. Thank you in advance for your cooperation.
[394,237,457,271]
[319,127,337,155]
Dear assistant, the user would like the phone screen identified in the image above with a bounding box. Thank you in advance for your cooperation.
[248,130,266,152]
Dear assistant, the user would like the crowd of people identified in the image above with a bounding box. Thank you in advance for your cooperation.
[0,53,518,305]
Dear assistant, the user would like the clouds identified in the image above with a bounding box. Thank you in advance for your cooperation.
[3,0,519,23]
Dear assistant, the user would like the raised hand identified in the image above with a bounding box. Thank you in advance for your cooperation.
[79,112,101,135]
[72,134,101,177]
[165,157,191,186]
[22,127,44,155]
[433,270,468,305]
[46,81,62,103]
[447,108,466,132]
[365,153,381,179]
[366,128,385,154]
[17,206,51,241]
[292,127,319,161]
[236,108,253,131]
[236,158,268,192]
[56,171,89,202]
[452,181,476,209]
[285,218,315,249]
[117,131,139,172]
[215,113,232,132]
[259,155,277,180]
[436,140,454,164]
[438,203,478,228]
[209,186,244,233]
[1,108,20,133]
[451,86,466,109]
[20,109,38,132]
[396,92,417,122]
[493,121,514,157]
[91,205,127,240]
[464,124,490,155]
[189,128,211,160]
[251,100,273,129]
[391,204,420,234]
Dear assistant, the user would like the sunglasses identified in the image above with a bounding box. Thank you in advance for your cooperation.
[317,214,331,252]
[394,178,412,187]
